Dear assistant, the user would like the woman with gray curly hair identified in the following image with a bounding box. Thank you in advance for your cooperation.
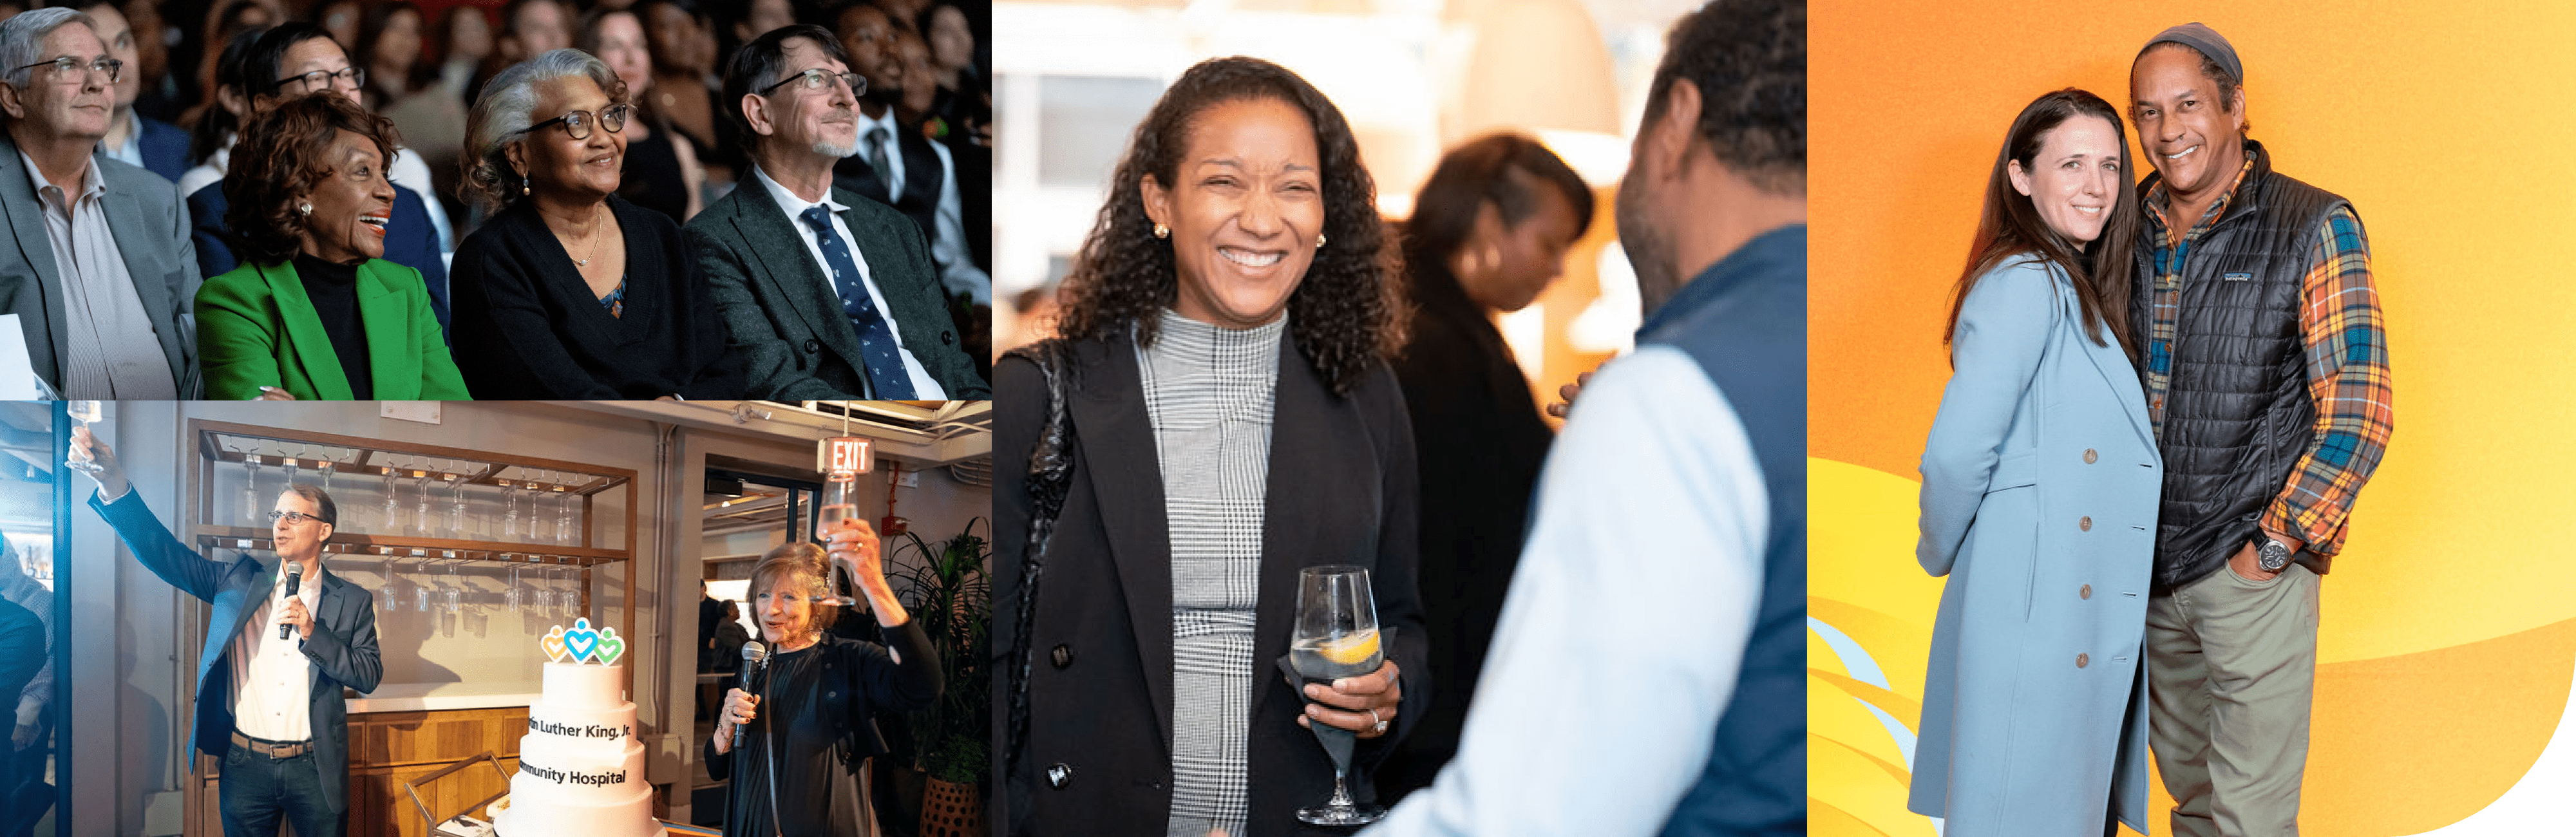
[445,46,744,398]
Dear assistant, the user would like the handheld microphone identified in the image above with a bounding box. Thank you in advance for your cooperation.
[734,641,768,751]
[281,567,303,640]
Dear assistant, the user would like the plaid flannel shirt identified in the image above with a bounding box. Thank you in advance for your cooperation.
[2143,147,2393,558]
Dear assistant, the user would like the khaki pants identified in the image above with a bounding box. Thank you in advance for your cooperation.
[2145,561,2318,837]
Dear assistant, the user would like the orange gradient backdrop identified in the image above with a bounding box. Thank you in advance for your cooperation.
[1810,3,2576,835]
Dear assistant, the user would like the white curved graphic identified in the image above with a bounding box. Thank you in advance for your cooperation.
[2402,648,2576,834]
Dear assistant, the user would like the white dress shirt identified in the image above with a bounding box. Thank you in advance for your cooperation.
[855,106,990,305]
[228,562,326,742]
[751,164,948,399]
[1363,347,1765,837]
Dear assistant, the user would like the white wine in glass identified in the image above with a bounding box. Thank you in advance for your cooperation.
[1291,565,1389,827]
[64,401,103,473]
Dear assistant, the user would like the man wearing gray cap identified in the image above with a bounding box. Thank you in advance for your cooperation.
[2126,22,2393,837]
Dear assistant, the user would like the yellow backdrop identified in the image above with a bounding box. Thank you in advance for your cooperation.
[1810,3,2576,834]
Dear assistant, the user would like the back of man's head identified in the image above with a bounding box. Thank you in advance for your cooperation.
[1641,0,1803,196]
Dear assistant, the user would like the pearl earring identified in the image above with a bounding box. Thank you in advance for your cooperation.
[297,202,312,216]
[1152,223,1169,239]
[522,174,531,196]
[1316,232,1328,248]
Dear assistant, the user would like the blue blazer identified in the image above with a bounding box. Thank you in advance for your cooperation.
[189,181,451,340]
[135,115,192,184]
[1908,257,2161,835]
[91,489,380,815]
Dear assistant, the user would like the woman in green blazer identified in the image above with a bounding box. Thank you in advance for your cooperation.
[196,93,468,400]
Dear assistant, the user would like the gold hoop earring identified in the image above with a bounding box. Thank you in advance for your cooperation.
[1152,223,1169,239]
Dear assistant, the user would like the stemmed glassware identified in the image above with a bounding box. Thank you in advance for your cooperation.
[444,561,462,614]
[444,472,468,539]
[413,462,437,538]
[504,560,523,612]
[503,473,523,542]
[412,556,431,612]
[378,551,399,614]
[280,446,303,494]
[240,443,264,525]
[1289,565,1389,827]
[380,460,405,535]
[533,556,555,613]
[555,480,576,546]
[63,401,103,473]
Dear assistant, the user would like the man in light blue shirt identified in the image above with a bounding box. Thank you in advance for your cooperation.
[1363,1,1805,834]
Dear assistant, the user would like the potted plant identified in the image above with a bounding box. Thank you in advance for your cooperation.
[887,518,991,837]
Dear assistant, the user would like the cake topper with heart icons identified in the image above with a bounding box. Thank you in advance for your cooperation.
[562,617,602,663]
[540,625,570,663]
[595,627,627,665]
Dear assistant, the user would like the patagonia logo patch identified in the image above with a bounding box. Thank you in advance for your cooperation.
[2223,272,2253,281]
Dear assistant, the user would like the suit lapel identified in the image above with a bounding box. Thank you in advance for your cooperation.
[0,139,68,386]
[1247,341,1375,724]
[726,182,863,361]
[1068,334,1179,755]
[224,557,278,654]
[260,262,357,400]
[2063,287,2157,453]
[309,569,348,694]
[355,261,415,397]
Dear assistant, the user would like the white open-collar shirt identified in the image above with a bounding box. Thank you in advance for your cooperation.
[229,561,327,742]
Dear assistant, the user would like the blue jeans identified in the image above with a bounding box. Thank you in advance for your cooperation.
[220,738,341,837]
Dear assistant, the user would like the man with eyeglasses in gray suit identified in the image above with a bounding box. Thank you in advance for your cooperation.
[0,7,200,398]
[72,428,380,837]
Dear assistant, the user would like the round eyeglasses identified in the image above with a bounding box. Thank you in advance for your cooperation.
[528,103,634,140]
[271,66,364,91]
[12,56,121,84]
[266,510,325,526]
[759,68,867,97]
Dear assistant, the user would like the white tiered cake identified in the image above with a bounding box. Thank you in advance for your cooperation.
[493,621,659,837]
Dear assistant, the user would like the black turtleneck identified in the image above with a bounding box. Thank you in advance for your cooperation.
[291,252,375,399]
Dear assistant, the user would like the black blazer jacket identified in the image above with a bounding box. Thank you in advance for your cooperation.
[448,194,748,399]
[991,329,1430,836]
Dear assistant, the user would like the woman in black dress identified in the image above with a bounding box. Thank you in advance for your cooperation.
[449,47,744,398]
[708,527,942,837]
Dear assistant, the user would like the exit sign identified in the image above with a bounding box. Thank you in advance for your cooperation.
[819,437,873,475]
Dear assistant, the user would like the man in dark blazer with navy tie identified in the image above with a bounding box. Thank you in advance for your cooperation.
[686,24,988,400]
[73,428,379,837]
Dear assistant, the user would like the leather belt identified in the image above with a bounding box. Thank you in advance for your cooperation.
[231,731,312,760]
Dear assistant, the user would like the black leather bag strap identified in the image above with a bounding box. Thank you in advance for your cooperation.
[999,338,1078,827]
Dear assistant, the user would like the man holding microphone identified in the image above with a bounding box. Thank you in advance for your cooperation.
[72,428,380,837]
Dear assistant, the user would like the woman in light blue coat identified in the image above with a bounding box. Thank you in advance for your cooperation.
[1909,89,2164,836]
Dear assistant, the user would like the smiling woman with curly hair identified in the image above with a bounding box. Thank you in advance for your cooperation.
[990,56,1428,836]
[193,92,468,400]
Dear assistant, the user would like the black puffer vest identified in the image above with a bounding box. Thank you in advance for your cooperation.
[2130,142,2352,594]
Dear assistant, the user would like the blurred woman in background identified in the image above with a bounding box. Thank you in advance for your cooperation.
[579,5,705,222]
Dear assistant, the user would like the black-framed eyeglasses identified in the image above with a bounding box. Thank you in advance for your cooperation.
[270,66,364,91]
[11,55,121,84]
[527,102,634,140]
[759,68,866,97]
[266,510,325,526]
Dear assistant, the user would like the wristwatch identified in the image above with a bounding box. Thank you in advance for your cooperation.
[2255,534,2293,573]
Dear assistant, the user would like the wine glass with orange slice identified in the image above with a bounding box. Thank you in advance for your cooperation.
[1290,565,1387,826]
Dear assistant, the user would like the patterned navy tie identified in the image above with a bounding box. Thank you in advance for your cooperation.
[800,205,917,398]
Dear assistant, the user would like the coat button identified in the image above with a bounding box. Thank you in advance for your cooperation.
[2080,585,2092,599]
[1046,763,1073,788]
[1050,644,1072,669]
[803,338,822,353]
[2076,653,2090,668]
[2079,516,2093,531]
[941,330,957,345]
[2083,449,2099,464]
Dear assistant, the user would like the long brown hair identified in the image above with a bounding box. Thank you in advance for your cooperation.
[1944,88,2141,361]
